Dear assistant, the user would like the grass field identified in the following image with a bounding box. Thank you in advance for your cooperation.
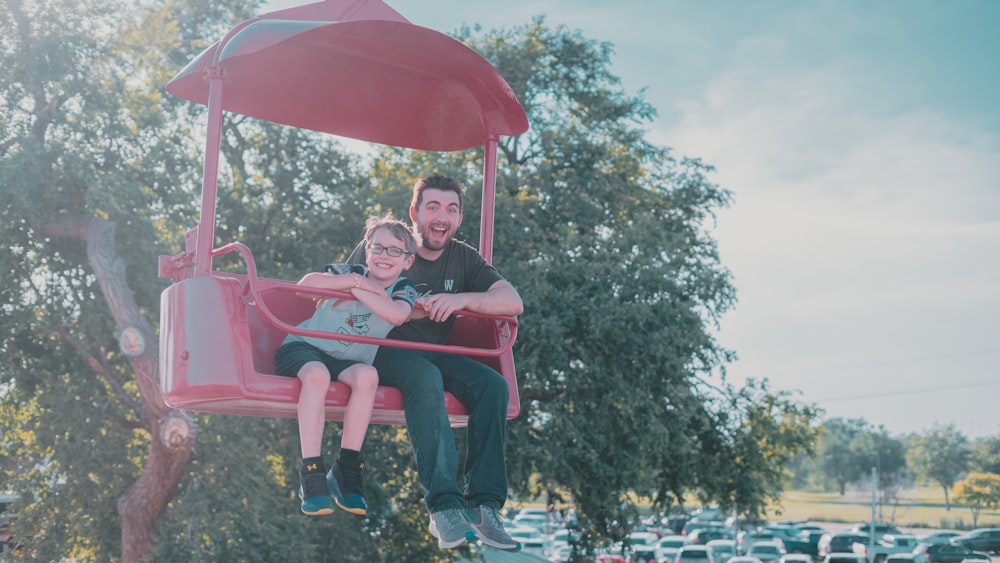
[767,487,1000,530]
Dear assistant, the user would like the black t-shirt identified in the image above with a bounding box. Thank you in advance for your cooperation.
[349,239,504,344]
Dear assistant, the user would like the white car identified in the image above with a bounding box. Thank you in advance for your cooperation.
[707,539,737,563]
[780,555,814,563]
[747,541,787,563]
[507,525,545,555]
[657,535,690,562]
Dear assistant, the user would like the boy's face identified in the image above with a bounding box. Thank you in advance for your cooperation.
[365,228,414,283]
[410,188,462,251]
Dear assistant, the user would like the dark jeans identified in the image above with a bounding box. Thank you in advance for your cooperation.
[372,346,509,513]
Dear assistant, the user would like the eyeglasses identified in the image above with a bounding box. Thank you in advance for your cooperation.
[367,243,410,257]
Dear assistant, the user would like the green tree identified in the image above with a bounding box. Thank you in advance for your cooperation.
[907,423,971,511]
[971,436,1000,475]
[0,1,207,559]
[1,4,822,561]
[952,471,1000,528]
[853,427,910,521]
[0,1,404,561]
[394,19,820,547]
[702,380,822,522]
[819,418,870,495]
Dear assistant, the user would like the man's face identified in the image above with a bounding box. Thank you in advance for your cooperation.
[411,188,462,251]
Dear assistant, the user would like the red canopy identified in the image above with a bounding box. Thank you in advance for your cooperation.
[165,0,528,150]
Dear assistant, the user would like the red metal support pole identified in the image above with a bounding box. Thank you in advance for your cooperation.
[193,66,224,276]
[479,135,499,264]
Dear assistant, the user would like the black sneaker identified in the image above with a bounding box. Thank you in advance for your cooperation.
[327,459,367,515]
[298,461,334,516]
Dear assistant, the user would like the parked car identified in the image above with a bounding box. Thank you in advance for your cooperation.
[691,528,736,545]
[707,538,738,563]
[740,530,787,554]
[657,535,690,562]
[915,532,961,546]
[912,543,991,563]
[823,554,866,563]
[728,557,764,563]
[676,544,717,563]
[628,531,661,563]
[884,554,920,563]
[852,534,920,563]
[848,523,903,541]
[747,541,787,563]
[951,528,1000,554]
[780,555,815,563]
[766,526,809,547]
[788,529,827,556]
[506,525,545,555]
[819,533,870,557]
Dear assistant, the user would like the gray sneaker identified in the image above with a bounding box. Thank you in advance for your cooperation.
[429,508,477,549]
[468,505,520,551]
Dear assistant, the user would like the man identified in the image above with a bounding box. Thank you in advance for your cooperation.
[349,174,523,550]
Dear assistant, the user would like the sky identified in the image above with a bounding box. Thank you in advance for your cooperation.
[264,0,1000,438]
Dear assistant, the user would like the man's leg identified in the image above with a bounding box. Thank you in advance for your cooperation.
[431,353,509,508]
[372,346,464,511]
[432,353,517,550]
[374,346,477,548]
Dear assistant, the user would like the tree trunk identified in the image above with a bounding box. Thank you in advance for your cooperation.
[942,484,950,511]
[85,217,197,562]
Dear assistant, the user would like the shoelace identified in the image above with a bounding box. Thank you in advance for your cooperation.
[441,508,468,528]
[479,507,502,528]
[339,463,364,494]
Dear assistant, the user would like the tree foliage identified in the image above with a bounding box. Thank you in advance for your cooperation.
[0,3,823,561]
[952,472,1000,528]
[907,423,971,511]
[818,418,870,495]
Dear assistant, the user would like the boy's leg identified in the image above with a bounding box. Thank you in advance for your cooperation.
[274,342,336,516]
[336,363,378,451]
[296,361,331,457]
[296,362,337,515]
[327,362,377,516]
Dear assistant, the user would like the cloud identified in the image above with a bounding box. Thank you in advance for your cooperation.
[663,48,1000,436]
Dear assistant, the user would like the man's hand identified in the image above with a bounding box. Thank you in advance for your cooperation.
[417,293,470,323]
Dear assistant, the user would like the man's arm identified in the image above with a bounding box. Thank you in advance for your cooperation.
[418,280,523,323]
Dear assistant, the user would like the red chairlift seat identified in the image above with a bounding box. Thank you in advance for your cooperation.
[157,0,529,426]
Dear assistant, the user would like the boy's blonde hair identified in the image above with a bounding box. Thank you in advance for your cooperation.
[364,212,419,255]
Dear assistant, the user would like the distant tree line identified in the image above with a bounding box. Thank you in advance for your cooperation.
[788,418,1000,525]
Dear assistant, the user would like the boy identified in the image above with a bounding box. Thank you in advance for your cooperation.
[273,213,418,516]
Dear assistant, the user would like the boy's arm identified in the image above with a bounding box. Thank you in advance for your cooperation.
[418,280,523,323]
[350,283,413,326]
[294,270,362,297]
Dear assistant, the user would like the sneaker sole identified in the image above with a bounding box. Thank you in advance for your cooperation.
[436,530,478,549]
[301,505,334,516]
[326,471,367,516]
[333,498,367,516]
[476,534,520,551]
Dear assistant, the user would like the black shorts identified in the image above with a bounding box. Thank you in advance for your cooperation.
[273,341,361,379]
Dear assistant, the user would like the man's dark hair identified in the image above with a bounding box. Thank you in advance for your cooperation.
[411,173,464,212]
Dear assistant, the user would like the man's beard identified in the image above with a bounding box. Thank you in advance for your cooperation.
[419,223,452,251]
